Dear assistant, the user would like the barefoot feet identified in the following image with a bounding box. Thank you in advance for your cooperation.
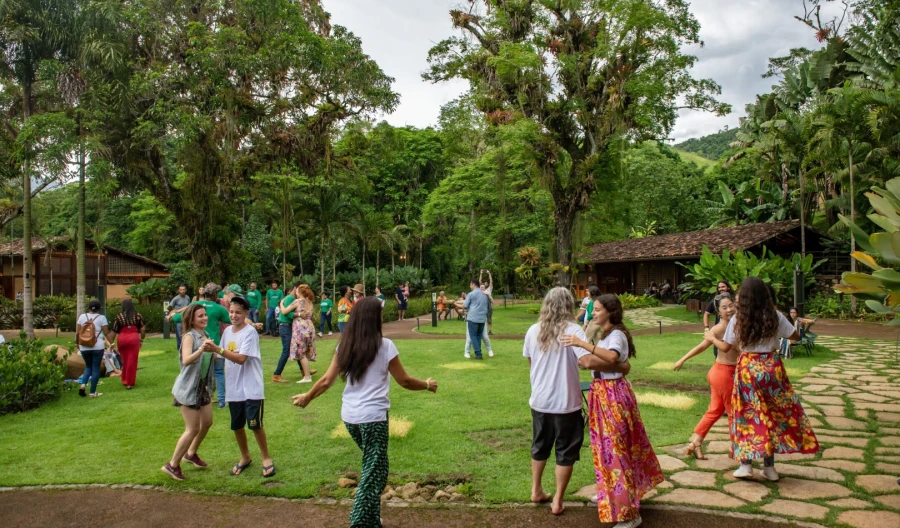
[551,497,566,515]
[531,491,551,504]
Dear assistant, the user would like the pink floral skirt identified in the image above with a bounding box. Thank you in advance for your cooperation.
[289,317,316,361]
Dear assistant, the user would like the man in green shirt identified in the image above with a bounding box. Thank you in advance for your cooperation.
[265,281,284,337]
[318,291,333,337]
[246,282,262,324]
[272,282,299,383]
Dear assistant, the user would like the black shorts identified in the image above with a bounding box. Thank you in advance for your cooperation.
[229,399,264,431]
[531,409,584,466]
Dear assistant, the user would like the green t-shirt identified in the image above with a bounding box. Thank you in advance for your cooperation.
[246,289,262,309]
[217,290,225,299]
[266,288,284,309]
[173,300,231,345]
[319,298,333,315]
[277,294,296,324]
[586,300,595,323]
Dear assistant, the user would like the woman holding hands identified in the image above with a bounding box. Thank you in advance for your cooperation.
[292,297,437,528]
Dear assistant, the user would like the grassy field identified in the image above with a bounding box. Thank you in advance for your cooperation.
[0,332,838,503]
[415,303,540,336]
[656,306,704,324]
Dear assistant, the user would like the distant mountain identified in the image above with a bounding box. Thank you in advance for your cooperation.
[673,128,739,161]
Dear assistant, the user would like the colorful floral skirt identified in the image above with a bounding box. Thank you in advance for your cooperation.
[589,377,664,523]
[289,317,317,362]
[730,352,819,460]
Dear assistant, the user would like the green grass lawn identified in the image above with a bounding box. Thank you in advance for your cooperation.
[655,306,704,324]
[416,303,540,335]
[0,332,838,503]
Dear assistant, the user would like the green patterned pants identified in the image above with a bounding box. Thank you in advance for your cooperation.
[346,420,389,528]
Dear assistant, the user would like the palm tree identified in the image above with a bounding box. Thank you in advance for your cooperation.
[304,186,353,295]
[0,0,78,337]
[365,212,397,288]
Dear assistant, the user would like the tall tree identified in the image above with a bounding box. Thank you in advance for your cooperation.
[425,0,729,285]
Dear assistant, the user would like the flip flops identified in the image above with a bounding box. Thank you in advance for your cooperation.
[262,463,276,478]
[230,460,252,475]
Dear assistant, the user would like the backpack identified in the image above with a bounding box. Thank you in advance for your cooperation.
[77,315,100,348]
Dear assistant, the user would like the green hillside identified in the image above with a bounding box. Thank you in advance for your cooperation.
[674,128,739,161]
[674,149,717,168]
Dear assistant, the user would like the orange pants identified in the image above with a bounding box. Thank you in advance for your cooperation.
[693,362,736,438]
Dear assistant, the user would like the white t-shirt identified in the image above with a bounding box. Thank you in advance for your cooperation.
[76,313,108,351]
[523,322,589,414]
[594,329,629,380]
[340,338,400,424]
[221,325,264,401]
[580,296,591,309]
[724,311,796,352]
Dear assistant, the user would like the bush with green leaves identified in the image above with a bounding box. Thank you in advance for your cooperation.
[126,278,171,304]
[0,296,77,330]
[805,292,889,322]
[0,334,69,415]
[619,293,663,310]
[679,246,825,308]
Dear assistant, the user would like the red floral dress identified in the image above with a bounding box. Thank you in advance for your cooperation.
[289,299,317,361]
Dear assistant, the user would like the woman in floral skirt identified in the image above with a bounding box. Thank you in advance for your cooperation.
[286,284,318,384]
[563,294,663,528]
[706,276,818,481]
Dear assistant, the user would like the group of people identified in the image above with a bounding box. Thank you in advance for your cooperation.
[74,298,147,397]
[527,276,819,527]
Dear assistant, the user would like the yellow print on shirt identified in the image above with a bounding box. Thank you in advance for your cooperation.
[227,341,237,353]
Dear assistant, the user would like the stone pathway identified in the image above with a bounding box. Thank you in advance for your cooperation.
[577,335,900,527]
[627,306,695,329]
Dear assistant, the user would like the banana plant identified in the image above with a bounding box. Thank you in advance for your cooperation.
[835,177,900,323]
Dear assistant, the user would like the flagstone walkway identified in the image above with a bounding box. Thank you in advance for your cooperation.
[627,306,695,329]
[578,335,900,527]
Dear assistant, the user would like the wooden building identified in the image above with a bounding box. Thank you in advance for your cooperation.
[576,220,842,298]
[0,237,168,300]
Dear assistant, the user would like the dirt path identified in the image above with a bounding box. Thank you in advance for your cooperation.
[0,488,799,528]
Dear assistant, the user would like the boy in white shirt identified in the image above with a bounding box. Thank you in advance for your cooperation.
[210,296,275,478]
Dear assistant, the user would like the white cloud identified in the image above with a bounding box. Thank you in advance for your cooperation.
[324,0,836,140]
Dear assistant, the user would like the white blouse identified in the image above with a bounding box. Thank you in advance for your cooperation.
[723,311,796,352]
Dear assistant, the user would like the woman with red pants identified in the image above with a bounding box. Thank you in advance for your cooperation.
[110,299,146,390]
[673,293,738,459]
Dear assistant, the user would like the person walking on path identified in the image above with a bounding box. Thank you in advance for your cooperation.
[464,279,491,359]
[273,281,301,383]
[162,304,216,481]
[246,283,262,324]
[319,291,333,337]
[394,284,407,321]
[172,284,233,408]
[674,293,739,460]
[337,286,353,333]
[286,284,318,384]
[562,294,663,528]
[705,277,818,482]
[524,287,632,516]
[109,299,146,390]
[75,299,114,398]
[291,297,437,528]
[265,281,284,336]
[480,269,495,335]
[169,285,191,352]
[211,296,276,478]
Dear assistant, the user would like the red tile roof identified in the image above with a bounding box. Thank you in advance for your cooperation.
[584,220,805,263]
[0,236,167,270]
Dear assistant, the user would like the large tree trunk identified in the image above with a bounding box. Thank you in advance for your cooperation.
[376,248,380,288]
[848,145,856,314]
[22,83,34,338]
[799,169,806,257]
[331,247,336,302]
[319,233,325,295]
[552,201,576,288]
[361,242,366,295]
[77,142,86,317]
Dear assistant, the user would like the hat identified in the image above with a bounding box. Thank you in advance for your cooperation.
[352,283,365,296]
[225,284,245,296]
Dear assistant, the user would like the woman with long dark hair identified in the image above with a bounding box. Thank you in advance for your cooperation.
[110,299,147,390]
[291,297,437,528]
[706,276,818,481]
[674,293,738,460]
[76,299,114,398]
[562,294,662,528]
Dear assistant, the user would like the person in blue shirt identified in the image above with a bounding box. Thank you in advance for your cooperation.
[463,279,491,360]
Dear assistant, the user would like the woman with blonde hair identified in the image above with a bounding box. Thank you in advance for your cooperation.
[524,287,631,516]
[285,284,318,384]
[674,293,739,460]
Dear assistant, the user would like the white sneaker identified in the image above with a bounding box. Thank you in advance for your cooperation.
[297,377,313,384]
[733,464,754,479]
[317,332,322,337]
[464,352,471,359]
[488,350,494,357]
[762,466,779,481]
[613,516,642,528]
[328,332,333,336]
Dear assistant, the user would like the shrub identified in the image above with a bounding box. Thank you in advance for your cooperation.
[805,292,891,322]
[0,334,69,415]
[619,293,663,310]
[126,278,171,304]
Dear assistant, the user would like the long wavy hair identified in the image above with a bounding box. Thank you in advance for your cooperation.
[337,297,383,385]
[537,287,575,352]
[735,276,779,348]
[596,294,636,358]
[297,284,315,304]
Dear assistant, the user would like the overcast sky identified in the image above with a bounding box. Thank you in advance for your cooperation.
[325,0,838,142]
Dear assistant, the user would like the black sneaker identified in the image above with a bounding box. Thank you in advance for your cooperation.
[79,385,86,397]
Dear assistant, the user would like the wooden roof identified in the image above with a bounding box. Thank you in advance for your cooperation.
[0,236,167,271]
[584,220,821,264]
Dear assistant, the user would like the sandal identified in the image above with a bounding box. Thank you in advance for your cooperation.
[230,460,252,475]
[79,385,86,397]
[685,433,707,460]
[262,463,276,478]
[89,393,103,398]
